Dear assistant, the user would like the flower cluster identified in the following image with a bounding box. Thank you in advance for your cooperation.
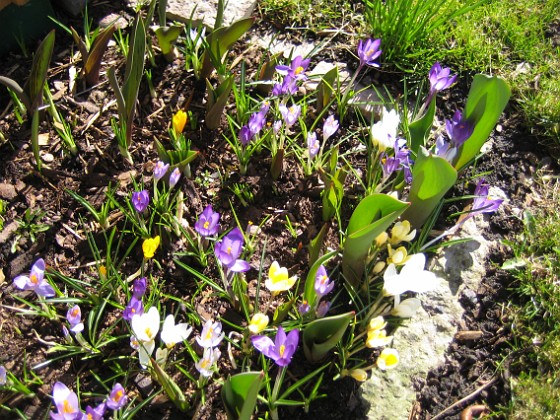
[195,319,224,377]
[50,381,127,418]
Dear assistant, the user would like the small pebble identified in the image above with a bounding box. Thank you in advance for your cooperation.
[42,153,54,163]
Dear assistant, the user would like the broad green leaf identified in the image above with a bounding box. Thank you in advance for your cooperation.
[85,24,116,85]
[402,146,457,229]
[221,371,264,420]
[206,75,234,129]
[303,250,337,309]
[316,66,338,113]
[342,194,409,287]
[123,17,146,122]
[303,312,354,362]
[153,24,182,61]
[454,75,510,170]
[307,223,330,268]
[408,96,436,155]
[150,358,190,411]
[28,30,55,112]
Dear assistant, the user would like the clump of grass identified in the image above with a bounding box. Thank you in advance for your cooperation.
[506,374,560,420]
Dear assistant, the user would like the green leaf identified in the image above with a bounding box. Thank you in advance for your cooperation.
[256,52,283,96]
[402,146,457,229]
[28,30,56,112]
[221,371,264,420]
[123,17,147,127]
[153,24,183,61]
[206,75,234,129]
[307,223,330,268]
[150,358,190,412]
[342,194,409,287]
[408,96,436,155]
[454,75,511,170]
[201,17,255,78]
[85,24,116,85]
[0,76,30,110]
[303,312,354,362]
[316,66,338,114]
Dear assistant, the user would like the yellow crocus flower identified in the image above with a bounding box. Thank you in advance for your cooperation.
[172,110,187,134]
[142,236,160,259]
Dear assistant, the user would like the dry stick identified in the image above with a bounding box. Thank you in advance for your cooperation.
[430,376,498,420]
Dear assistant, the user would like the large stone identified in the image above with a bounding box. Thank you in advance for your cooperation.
[128,0,257,29]
[361,216,495,419]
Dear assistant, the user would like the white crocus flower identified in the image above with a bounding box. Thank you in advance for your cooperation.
[371,107,400,151]
[383,253,439,297]
[390,298,422,318]
[131,307,160,368]
[161,315,193,348]
[195,347,221,378]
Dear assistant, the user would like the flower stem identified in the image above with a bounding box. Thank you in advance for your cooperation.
[270,366,286,420]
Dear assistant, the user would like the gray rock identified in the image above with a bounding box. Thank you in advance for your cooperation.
[128,0,257,29]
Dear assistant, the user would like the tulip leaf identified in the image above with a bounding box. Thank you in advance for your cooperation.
[84,24,116,86]
[28,30,55,112]
[308,223,329,268]
[402,146,458,229]
[303,311,354,363]
[153,24,183,61]
[303,250,337,310]
[316,66,338,114]
[454,75,510,170]
[342,194,409,287]
[408,96,436,156]
[123,17,146,125]
[222,371,264,420]
[150,357,190,412]
[206,75,234,129]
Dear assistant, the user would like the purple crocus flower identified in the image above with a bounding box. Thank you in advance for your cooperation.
[50,382,82,419]
[13,258,55,297]
[357,38,382,68]
[446,110,473,147]
[314,265,334,299]
[169,168,181,188]
[0,365,7,386]
[298,300,311,315]
[307,132,320,158]
[248,110,267,135]
[323,115,339,142]
[195,205,220,236]
[276,55,311,81]
[380,139,413,184]
[279,104,301,128]
[316,300,331,318]
[272,75,298,96]
[428,62,457,95]
[123,296,144,322]
[84,402,106,420]
[214,227,251,272]
[251,326,299,367]
[239,125,253,146]
[106,383,127,410]
[132,190,149,213]
[470,178,503,216]
[133,277,148,299]
[66,305,84,333]
[381,154,401,179]
[153,161,169,181]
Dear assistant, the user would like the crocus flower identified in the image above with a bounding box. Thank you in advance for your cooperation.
[153,161,169,181]
[0,366,6,386]
[307,132,320,158]
[383,253,439,296]
[172,110,187,134]
[298,300,310,315]
[428,62,457,96]
[322,115,339,142]
[272,75,297,96]
[279,104,301,128]
[123,296,144,322]
[13,258,55,297]
[84,402,106,420]
[248,110,267,135]
[389,220,416,245]
[265,261,297,294]
[314,265,334,299]
[376,348,400,370]
[348,368,368,382]
[196,319,225,348]
[386,245,410,265]
[446,110,473,147]
[276,55,311,81]
[133,277,148,299]
[464,178,503,220]
[272,120,282,134]
[248,313,269,334]
[195,347,221,377]
[195,205,220,237]
[142,236,160,259]
[50,382,82,419]
[371,107,399,151]
[188,27,205,49]
[132,190,149,213]
[316,300,331,318]
[368,316,387,332]
[161,314,193,348]
[365,329,393,348]
[251,326,299,367]
[131,307,160,368]
[169,168,181,188]
[357,38,382,68]
[391,298,422,318]
[239,125,253,146]
[214,227,250,272]
[66,305,84,333]
[106,383,127,410]
[381,154,401,179]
